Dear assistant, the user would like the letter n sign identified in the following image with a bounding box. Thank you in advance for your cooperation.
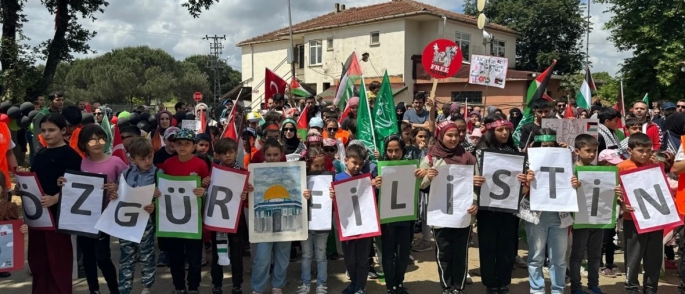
[619,164,683,233]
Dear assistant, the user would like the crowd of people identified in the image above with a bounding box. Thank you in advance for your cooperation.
[1,88,685,294]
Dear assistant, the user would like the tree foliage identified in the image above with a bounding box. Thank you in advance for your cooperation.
[49,46,229,105]
[183,55,242,98]
[463,0,588,75]
[595,0,685,102]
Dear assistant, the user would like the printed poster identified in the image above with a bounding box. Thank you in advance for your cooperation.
[468,54,508,88]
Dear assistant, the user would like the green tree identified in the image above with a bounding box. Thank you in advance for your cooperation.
[595,0,685,103]
[463,0,588,74]
[183,55,241,98]
[176,61,211,104]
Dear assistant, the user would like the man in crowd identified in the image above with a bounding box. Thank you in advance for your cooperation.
[597,107,623,153]
[631,101,662,150]
[403,92,431,129]
[677,99,685,113]
[31,91,63,153]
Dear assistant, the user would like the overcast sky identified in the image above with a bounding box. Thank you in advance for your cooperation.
[20,0,630,77]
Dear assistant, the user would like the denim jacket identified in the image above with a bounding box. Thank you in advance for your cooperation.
[123,165,162,188]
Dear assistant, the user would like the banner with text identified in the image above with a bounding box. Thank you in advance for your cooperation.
[468,54,508,89]
[574,166,618,229]
[528,148,578,212]
[0,220,24,272]
[204,164,249,233]
[427,164,474,228]
[95,174,155,243]
[378,160,419,224]
[333,174,381,241]
[478,150,525,213]
[620,164,682,233]
[541,119,599,147]
[156,174,202,239]
[307,173,334,231]
[58,170,107,238]
[15,171,54,230]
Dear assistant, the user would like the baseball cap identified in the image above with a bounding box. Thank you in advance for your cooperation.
[242,127,257,138]
[163,127,180,140]
[598,149,623,165]
[174,128,196,142]
[662,102,676,110]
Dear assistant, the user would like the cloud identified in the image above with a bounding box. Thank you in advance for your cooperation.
[18,0,625,76]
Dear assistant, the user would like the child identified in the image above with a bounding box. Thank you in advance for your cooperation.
[250,138,290,294]
[372,135,423,294]
[323,138,344,174]
[212,137,252,294]
[116,138,158,294]
[298,147,329,294]
[121,125,142,154]
[518,98,552,150]
[69,124,128,294]
[196,133,213,157]
[335,144,375,294]
[474,114,523,294]
[27,113,82,294]
[419,120,483,294]
[619,118,642,156]
[570,134,622,294]
[521,128,579,294]
[158,128,209,294]
[618,133,662,294]
[153,127,179,267]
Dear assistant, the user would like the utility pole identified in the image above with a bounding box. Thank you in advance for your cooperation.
[203,34,226,105]
[287,0,296,108]
[586,0,590,66]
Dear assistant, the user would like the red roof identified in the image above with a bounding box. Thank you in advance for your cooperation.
[237,0,517,46]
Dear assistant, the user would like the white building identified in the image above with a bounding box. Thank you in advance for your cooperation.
[237,0,518,108]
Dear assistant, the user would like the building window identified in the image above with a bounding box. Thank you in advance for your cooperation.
[451,91,483,104]
[370,31,380,46]
[455,32,470,61]
[309,40,322,65]
[327,38,333,51]
[297,45,305,69]
[494,40,505,57]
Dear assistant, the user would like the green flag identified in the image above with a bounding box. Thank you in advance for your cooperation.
[642,93,649,105]
[101,113,113,155]
[356,78,376,152]
[373,71,399,152]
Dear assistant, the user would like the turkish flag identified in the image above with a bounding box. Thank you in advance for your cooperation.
[264,68,287,108]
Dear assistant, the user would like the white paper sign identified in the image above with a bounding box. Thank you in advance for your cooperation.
[379,163,418,223]
[541,119,599,147]
[333,175,380,240]
[15,172,54,229]
[427,165,474,228]
[574,169,617,228]
[528,147,578,212]
[59,171,107,237]
[307,174,333,231]
[620,165,682,233]
[157,175,202,239]
[204,165,249,233]
[479,151,525,212]
[468,55,508,89]
[95,174,155,243]
[181,120,201,131]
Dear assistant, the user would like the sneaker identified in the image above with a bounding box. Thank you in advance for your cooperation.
[368,268,379,279]
[342,284,356,294]
[272,288,283,294]
[588,286,604,294]
[485,288,498,294]
[386,290,396,294]
[497,287,509,294]
[353,290,365,294]
[201,258,208,267]
[212,287,223,294]
[157,252,168,267]
[316,284,327,294]
[232,287,242,294]
[329,252,340,260]
[0,272,10,278]
[465,273,472,284]
[441,289,452,294]
[514,256,527,268]
[408,254,415,265]
[599,267,616,278]
[396,284,409,294]
[451,290,464,294]
[345,270,350,280]
[666,259,678,269]
[611,266,622,276]
[297,284,311,294]
[411,239,432,252]
[142,288,151,294]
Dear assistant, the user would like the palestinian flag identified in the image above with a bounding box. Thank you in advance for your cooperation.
[576,67,595,110]
[290,78,311,97]
[297,105,309,140]
[513,60,557,146]
[613,80,626,140]
[333,52,362,110]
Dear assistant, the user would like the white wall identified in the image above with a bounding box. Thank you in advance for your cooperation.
[443,22,517,68]
[240,40,291,105]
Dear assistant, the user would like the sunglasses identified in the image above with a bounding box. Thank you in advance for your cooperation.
[323,147,337,152]
[94,112,103,116]
[283,128,296,132]
[327,128,338,132]
[197,109,207,112]
[87,138,106,146]
[677,105,685,109]
[557,104,566,108]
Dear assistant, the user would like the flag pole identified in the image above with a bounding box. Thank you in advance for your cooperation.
[287,0,297,108]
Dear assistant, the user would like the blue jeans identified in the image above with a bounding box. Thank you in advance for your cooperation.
[525,212,568,294]
[300,231,329,285]
[251,241,291,293]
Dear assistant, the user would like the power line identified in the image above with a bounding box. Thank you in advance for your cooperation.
[203,34,226,104]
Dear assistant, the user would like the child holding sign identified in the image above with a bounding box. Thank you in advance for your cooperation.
[419,120,484,294]
[569,134,622,294]
[26,113,82,294]
[521,128,579,294]
[298,147,328,294]
[371,135,423,294]
[158,128,209,294]
[250,138,291,294]
[617,133,662,294]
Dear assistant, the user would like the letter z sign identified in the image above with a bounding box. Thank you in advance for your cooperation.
[58,170,107,238]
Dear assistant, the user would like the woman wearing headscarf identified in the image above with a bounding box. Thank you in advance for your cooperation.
[419,119,482,294]
[195,103,218,128]
[149,110,172,152]
[395,102,406,126]
[281,118,306,156]
[509,108,522,129]
[662,112,685,153]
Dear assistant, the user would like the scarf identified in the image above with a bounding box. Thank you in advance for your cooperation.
[429,121,470,164]
[216,232,230,265]
[281,120,300,155]
[598,123,621,151]
[152,111,172,152]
